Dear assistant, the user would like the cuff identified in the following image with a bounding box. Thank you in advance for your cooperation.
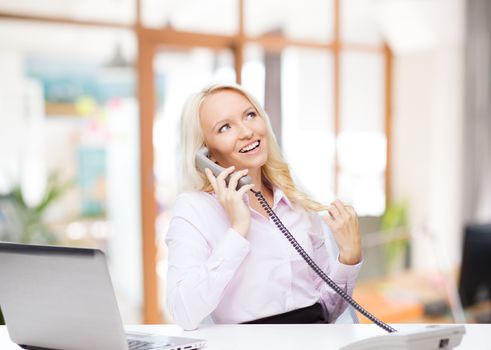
[330,255,363,284]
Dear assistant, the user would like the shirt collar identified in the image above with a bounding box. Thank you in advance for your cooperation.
[271,185,293,210]
[213,185,293,210]
[244,185,293,210]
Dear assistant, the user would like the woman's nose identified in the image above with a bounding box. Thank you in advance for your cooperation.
[239,124,254,139]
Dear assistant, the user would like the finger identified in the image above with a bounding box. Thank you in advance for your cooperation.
[237,183,255,197]
[227,169,248,192]
[345,205,357,220]
[204,168,218,193]
[321,213,336,230]
[342,205,358,226]
[216,165,235,181]
[327,203,341,220]
[216,166,235,195]
[332,199,349,220]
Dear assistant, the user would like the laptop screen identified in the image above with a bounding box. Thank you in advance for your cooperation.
[0,242,129,350]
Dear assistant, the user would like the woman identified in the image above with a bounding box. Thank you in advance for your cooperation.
[165,83,362,330]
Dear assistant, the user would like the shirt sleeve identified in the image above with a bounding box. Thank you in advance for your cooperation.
[309,214,363,322]
[165,212,251,330]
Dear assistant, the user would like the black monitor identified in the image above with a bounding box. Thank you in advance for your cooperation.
[458,223,491,307]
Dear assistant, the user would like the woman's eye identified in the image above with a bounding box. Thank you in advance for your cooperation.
[246,111,256,119]
[218,124,231,133]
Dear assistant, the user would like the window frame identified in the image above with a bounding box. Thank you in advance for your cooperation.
[0,0,393,323]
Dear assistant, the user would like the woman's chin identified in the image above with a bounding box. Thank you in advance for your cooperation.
[241,154,267,169]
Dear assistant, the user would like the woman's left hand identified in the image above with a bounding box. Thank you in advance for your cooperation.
[321,199,362,265]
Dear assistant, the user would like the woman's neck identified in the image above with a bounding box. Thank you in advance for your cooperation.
[247,167,273,200]
[248,167,263,192]
[246,168,274,212]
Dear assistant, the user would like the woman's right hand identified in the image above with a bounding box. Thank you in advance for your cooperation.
[204,166,255,237]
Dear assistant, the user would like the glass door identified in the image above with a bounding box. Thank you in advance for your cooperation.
[151,47,235,322]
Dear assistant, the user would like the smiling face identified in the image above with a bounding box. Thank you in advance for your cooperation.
[199,89,268,171]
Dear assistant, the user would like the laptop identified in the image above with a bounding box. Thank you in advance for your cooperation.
[0,242,207,350]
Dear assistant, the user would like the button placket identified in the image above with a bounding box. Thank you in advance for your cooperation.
[210,256,224,270]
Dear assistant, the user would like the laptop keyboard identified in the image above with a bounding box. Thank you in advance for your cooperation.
[127,339,173,350]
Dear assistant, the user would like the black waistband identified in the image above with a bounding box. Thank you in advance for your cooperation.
[241,302,328,324]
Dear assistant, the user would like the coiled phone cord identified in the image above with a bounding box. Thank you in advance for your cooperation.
[251,189,397,333]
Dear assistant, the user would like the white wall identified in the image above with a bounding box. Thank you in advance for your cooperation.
[392,49,464,270]
[382,0,465,270]
[0,52,26,193]
[0,52,47,205]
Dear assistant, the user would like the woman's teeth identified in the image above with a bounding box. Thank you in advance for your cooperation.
[239,140,260,153]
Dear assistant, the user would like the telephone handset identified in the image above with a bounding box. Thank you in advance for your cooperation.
[196,147,253,190]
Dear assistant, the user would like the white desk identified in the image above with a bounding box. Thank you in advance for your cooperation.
[0,324,488,349]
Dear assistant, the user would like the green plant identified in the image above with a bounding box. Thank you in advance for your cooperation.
[0,173,73,327]
[0,172,73,244]
[381,199,410,272]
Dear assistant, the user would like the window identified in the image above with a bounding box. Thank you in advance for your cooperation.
[0,0,391,323]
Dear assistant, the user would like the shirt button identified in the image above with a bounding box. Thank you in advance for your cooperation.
[210,257,224,269]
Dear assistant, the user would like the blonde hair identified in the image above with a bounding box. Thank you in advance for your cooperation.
[178,82,329,212]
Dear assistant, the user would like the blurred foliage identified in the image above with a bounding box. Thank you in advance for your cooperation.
[0,173,73,326]
[0,172,73,244]
[381,199,410,272]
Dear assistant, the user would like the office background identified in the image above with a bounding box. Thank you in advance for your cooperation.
[0,0,489,325]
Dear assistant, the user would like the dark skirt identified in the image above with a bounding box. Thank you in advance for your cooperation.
[241,303,328,324]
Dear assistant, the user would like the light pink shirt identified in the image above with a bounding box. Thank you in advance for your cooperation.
[165,187,362,330]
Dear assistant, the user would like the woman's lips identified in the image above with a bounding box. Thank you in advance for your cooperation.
[239,140,261,154]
